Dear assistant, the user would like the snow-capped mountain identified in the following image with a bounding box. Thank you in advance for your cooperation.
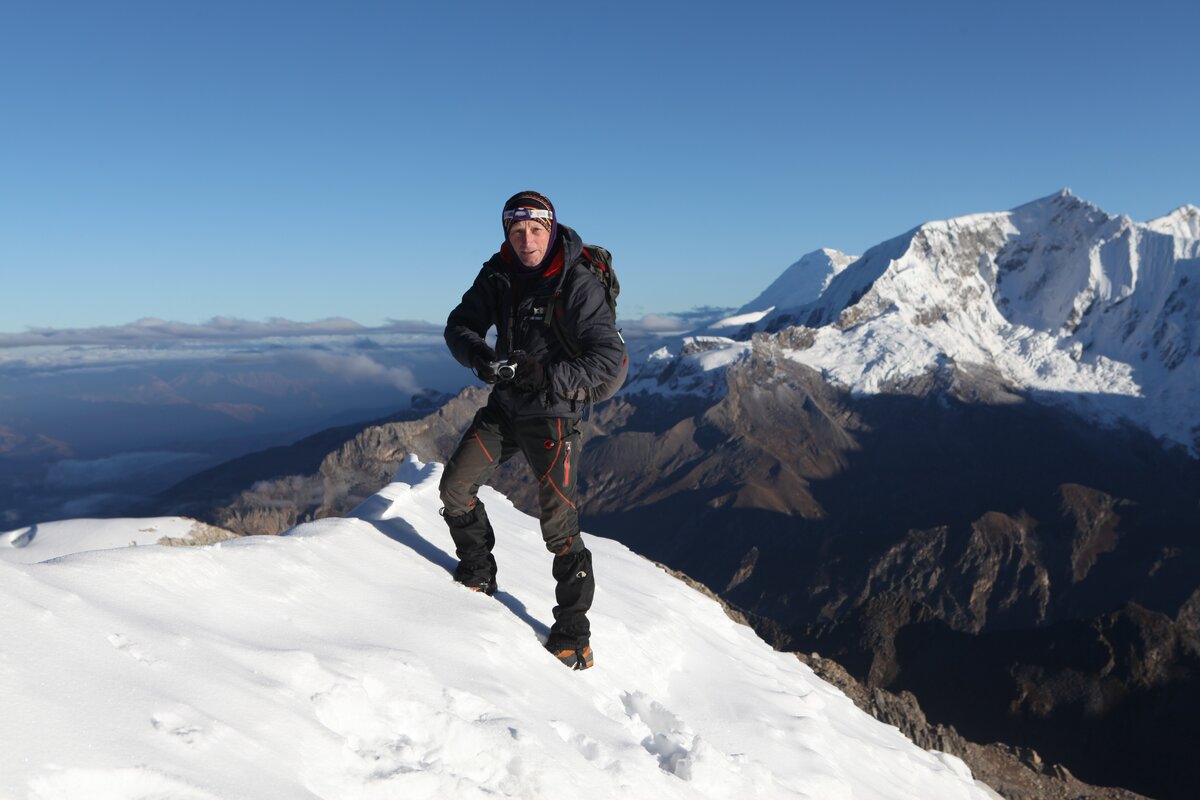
[1147,204,1200,241]
[736,247,858,317]
[634,191,1200,455]
[0,457,997,799]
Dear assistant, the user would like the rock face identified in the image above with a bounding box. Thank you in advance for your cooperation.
[799,653,1150,800]
[641,561,1151,800]
[184,387,486,535]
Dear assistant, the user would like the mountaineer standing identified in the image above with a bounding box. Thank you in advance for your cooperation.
[440,190,626,670]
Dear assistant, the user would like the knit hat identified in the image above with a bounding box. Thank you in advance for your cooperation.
[502,191,556,238]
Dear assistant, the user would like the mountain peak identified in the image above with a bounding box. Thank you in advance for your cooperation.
[1147,204,1200,239]
[1010,188,1111,220]
[736,248,858,316]
[645,190,1200,456]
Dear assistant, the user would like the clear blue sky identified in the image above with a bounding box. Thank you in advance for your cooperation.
[2,0,1197,332]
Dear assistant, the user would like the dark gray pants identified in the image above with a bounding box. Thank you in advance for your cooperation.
[439,402,594,649]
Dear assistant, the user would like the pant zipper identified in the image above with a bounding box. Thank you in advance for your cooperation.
[563,441,571,487]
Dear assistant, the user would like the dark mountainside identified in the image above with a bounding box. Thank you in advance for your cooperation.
[153,390,450,526]
[160,332,1200,800]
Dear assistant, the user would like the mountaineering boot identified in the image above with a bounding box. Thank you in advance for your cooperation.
[547,643,594,671]
[462,577,498,596]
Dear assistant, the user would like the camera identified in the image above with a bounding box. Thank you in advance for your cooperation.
[489,360,517,382]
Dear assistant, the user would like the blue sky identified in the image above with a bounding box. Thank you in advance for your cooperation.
[2,0,1197,333]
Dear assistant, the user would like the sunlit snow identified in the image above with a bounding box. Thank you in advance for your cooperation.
[1,457,998,799]
[625,191,1200,454]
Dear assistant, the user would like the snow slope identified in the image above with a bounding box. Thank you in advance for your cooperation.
[735,248,859,318]
[1,516,203,565]
[628,191,1200,455]
[0,457,998,799]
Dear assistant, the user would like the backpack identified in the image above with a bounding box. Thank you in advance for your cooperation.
[547,244,628,403]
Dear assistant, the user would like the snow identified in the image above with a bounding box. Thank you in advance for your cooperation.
[0,456,998,799]
[0,517,203,564]
[1146,204,1200,242]
[623,337,748,399]
[624,190,1200,455]
[708,308,773,329]
[736,248,858,316]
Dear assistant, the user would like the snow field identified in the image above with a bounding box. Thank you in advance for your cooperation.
[0,516,206,564]
[1,456,997,799]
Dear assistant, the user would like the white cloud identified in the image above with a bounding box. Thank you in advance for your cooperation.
[0,319,447,378]
[292,350,420,393]
[619,308,734,337]
[0,317,440,349]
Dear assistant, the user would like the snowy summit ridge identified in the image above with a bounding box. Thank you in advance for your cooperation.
[735,247,859,317]
[0,458,996,799]
[631,190,1200,455]
[1147,203,1200,241]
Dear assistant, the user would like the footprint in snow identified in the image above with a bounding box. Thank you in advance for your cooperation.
[151,709,206,746]
[107,633,162,668]
[620,691,698,780]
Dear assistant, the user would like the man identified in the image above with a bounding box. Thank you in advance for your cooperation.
[440,190,625,671]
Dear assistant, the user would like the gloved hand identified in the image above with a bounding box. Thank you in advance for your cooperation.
[509,351,548,392]
[469,342,499,384]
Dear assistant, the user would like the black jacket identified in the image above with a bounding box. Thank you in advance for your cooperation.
[445,225,625,419]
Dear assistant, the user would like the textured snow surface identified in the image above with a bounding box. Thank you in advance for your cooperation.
[0,516,199,564]
[0,457,997,799]
[627,191,1200,455]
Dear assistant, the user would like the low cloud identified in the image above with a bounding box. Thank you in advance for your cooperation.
[44,451,211,490]
[623,314,696,334]
[620,307,735,337]
[0,317,441,349]
[291,350,420,393]
[0,318,448,379]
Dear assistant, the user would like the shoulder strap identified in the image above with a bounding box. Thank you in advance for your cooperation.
[548,284,583,359]
[547,246,616,359]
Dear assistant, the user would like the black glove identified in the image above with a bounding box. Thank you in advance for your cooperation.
[509,351,548,392]
[469,342,499,384]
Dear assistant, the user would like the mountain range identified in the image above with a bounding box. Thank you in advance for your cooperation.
[702,190,1200,455]
[10,190,1197,799]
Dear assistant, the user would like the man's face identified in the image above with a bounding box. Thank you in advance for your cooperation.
[508,220,551,267]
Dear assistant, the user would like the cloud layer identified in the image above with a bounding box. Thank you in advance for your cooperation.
[0,317,441,349]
